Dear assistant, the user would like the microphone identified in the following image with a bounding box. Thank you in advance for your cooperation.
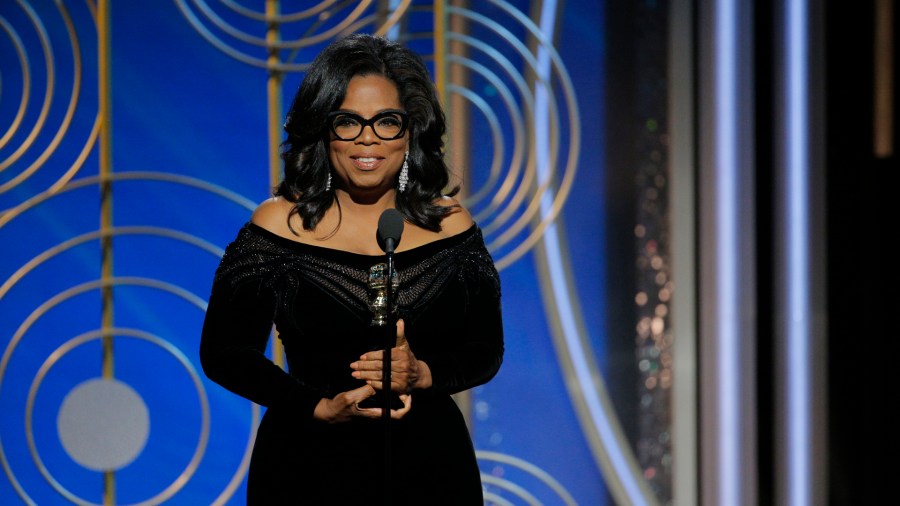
[377,208,404,253]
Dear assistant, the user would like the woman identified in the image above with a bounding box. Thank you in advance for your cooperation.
[200,33,504,504]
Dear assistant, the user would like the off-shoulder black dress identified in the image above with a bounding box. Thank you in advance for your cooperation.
[200,222,504,505]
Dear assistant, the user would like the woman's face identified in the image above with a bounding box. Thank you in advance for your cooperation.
[328,74,408,198]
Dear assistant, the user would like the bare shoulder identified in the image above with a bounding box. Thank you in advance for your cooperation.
[250,197,295,237]
[437,195,474,236]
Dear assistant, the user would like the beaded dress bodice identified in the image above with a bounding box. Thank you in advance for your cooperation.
[208,222,501,399]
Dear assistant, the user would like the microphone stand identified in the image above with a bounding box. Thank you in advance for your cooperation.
[375,208,402,504]
[381,243,394,505]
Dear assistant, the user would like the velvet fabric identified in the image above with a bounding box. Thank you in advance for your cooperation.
[200,222,504,504]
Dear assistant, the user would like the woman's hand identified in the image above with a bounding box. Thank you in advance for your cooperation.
[351,319,433,394]
[313,384,412,423]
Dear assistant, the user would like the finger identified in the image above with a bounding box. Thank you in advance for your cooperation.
[350,386,381,417]
[350,384,376,400]
[395,319,407,348]
[390,394,413,419]
[353,404,382,418]
[353,367,385,380]
[351,353,381,374]
[356,350,384,365]
[372,371,411,392]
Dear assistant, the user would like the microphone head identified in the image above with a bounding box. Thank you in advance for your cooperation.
[377,208,404,253]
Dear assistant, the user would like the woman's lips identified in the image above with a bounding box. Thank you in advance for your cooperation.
[351,156,384,170]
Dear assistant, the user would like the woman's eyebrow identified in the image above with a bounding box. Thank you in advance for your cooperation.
[331,108,405,116]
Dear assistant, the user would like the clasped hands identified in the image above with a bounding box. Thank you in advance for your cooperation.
[314,319,432,423]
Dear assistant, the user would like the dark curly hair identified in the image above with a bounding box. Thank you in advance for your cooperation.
[276,33,459,233]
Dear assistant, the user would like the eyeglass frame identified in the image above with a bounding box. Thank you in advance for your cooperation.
[326,110,410,141]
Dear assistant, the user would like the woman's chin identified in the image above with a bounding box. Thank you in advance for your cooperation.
[349,175,396,190]
[339,179,397,200]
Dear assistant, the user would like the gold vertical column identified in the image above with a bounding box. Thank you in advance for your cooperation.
[436,0,475,431]
[97,0,116,504]
[266,0,286,368]
[435,0,472,195]
[448,2,471,186]
[874,0,894,157]
[435,1,447,104]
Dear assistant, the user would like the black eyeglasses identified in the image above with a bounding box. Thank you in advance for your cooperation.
[327,110,409,141]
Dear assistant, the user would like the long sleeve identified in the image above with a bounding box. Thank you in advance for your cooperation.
[413,234,504,396]
[199,228,323,420]
[425,279,504,395]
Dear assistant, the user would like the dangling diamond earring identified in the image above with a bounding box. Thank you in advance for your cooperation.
[398,150,409,192]
[325,172,331,191]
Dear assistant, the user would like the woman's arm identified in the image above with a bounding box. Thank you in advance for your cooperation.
[200,276,324,420]
[422,271,504,396]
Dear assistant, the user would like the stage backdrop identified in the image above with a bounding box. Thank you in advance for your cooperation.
[0,1,673,505]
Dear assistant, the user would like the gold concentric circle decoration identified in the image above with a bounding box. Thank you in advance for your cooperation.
[0,1,98,204]
[437,0,581,270]
[0,174,261,504]
[478,450,577,505]
[174,0,413,71]
[24,328,209,505]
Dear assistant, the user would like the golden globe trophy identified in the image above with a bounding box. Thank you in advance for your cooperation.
[368,262,399,326]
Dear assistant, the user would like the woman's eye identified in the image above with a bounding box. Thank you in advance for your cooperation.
[334,116,360,127]
[377,117,402,127]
